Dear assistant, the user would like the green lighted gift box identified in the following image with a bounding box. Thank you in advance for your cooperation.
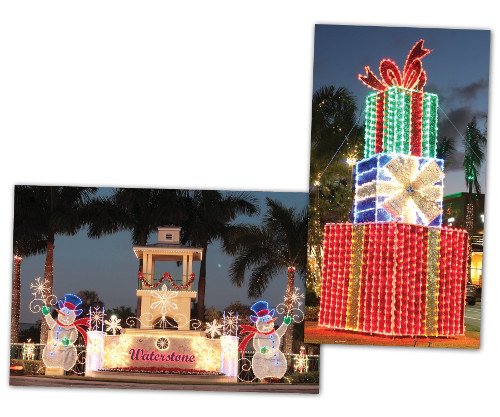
[364,86,438,159]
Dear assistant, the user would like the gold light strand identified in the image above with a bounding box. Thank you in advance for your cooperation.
[345,225,365,330]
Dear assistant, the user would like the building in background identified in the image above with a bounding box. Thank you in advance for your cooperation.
[443,193,485,287]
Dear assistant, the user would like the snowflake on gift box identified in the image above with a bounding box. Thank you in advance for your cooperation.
[150,284,179,315]
[205,319,222,339]
[105,315,122,335]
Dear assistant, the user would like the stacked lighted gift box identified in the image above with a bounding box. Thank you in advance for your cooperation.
[318,41,469,337]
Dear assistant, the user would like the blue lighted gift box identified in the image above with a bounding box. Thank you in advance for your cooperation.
[352,154,444,227]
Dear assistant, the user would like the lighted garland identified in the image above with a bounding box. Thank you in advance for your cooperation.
[138,271,196,290]
[99,366,224,376]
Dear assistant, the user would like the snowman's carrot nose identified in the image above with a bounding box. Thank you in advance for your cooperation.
[268,317,278,323]
[56,309,66,316]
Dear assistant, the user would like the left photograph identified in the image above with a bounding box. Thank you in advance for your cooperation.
[9,186,319,393]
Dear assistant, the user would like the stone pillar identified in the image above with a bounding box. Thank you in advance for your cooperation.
[85,331,105,375]
[220,335,238,380]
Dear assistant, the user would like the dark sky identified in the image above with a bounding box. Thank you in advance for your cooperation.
[313,24,490,195]
[19,190,307,323]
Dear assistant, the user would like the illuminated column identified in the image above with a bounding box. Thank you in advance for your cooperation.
[188,254,193,277]
[150,254,155,283]
[85,331,105,375]
[220,335,238,380]
[182,254,187,284]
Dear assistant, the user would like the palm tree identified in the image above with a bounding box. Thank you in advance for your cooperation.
[463,117,487,196]
[77,290,105,317]
[14,186,97,344]
[308,86,363,298]
[11,213,46,343]
[463,118,487,283]
[436,136,456,171]
[85,188,187,317]
[181,191,258,321]
[108,305,135,325]
[224,198,308,352]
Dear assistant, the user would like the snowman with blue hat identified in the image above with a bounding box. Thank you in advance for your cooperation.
[239,300,292,380]
[41,293,90,371]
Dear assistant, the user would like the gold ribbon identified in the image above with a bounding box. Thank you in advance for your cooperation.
[345,225,365,330]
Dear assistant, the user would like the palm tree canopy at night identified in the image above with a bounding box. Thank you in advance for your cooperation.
[463,117,487,195]
[180,190,259,320]
[13,185,97,343]
[224,197,307,299]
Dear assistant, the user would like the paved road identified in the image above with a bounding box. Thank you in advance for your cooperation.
[465,302,481,328]
[9,376,319,394]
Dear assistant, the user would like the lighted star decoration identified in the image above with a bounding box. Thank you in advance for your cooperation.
[90,306,105,331]
[30,277,50,299]
[104,315,122,335]
[205,319,222,339]
[223,311,238,336]
[382,156,444,224]
[150,284,179,315]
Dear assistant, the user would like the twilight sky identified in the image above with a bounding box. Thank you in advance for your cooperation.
[18,190,307,323]
[313,24,490,195]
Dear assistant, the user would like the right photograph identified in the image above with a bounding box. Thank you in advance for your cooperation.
[305,25,490,348]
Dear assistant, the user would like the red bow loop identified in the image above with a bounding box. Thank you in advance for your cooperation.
[379,59,403,88]
[403,39,431,76]
[358,66,387,91]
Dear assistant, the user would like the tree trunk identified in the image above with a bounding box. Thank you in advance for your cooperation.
[283,266,295,354]
[196,245,208,321]
[11,255,23,343]
[40,237,54,344]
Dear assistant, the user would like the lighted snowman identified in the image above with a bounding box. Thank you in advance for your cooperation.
[41,294,89,371]
[239,301,292,380]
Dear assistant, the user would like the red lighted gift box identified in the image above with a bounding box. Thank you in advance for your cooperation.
[318,222,468,337]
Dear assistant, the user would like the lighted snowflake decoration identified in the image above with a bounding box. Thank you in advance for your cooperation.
[156,337,170,350]
[30,277,50,299]
[205,319,222,339]
[150,285,179,315]
[22,339,35,361]
[103,338,130,368]
[105,315,122,335]
[191,338,219,371]
[223,311,238,336]
[286,287,305,308]
[90,306,105,330]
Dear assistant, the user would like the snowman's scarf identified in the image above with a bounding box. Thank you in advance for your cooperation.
[55,317,91,345]
[238,324,276,352]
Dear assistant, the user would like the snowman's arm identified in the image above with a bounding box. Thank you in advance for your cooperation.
[252,337,261,352]
[276,321,289,339]
[68,328,78,344]
[44,313,56,330]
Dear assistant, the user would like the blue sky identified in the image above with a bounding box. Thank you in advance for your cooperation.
[313,24,490,195]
